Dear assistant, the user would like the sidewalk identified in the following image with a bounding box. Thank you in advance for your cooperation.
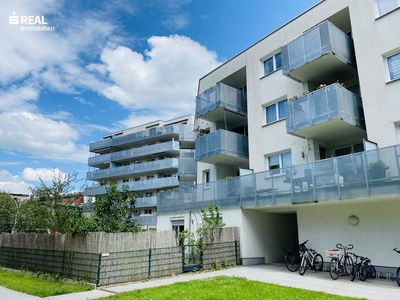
[2,264,400,300]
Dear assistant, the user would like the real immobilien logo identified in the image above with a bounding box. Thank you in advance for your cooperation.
[9,12,55,32]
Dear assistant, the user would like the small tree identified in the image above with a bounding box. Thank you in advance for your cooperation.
[29,171,88,234]
[91,181,139,232]
[0,193,16,233]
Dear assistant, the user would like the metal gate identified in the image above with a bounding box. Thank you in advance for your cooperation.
[182,244,203,272]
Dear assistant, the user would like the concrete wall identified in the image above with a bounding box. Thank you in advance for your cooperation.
[297,198,400,267]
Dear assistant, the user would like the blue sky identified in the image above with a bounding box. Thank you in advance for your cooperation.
[0,0,319,194]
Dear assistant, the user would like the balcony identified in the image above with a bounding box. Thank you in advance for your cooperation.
[196,83,247,125]
[135,196,157,208]
[133,214,157,227]
[178,158,197,179]
[195,130,249,166]
[281,21,357,83]
[158,144,400,214]
[88,141,180,168]
[285,83,365,144]
[86,177,179,196]
[90,124,196,153]
[87,158,179,181]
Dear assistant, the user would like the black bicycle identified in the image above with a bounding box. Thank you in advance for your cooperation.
[284,240,308,272]
[393,247,400,286]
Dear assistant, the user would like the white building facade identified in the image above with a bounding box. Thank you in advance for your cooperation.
[86,115,197,228]
[157,0,400,269]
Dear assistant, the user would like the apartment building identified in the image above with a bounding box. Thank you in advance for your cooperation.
[86,115,197,228]
[158,0,400,270]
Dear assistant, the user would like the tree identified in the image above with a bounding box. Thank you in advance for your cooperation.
[91,181,139,233]
[0,193,16,233]
[29,171,88,234]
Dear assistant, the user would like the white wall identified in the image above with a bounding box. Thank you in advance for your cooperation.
[297,198,400,267]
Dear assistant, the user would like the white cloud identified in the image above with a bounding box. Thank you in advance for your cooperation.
[162,14,190,30]
[0,112,89,163]
[0,85,39,113]
[99,35,220,116]
[74,96,94,106]
[0,162,25,166]
[0,170,34,194]
[21,167,68,183]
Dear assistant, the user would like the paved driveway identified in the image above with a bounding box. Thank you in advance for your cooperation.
[1,264,399,300]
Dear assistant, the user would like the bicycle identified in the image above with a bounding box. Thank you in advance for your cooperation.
[284,240,308,272]
[327,243,354,280]
[348,252,376,281]
[299,245,324,275]
[393,247,400,286]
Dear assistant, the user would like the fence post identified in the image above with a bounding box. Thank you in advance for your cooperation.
[96,252,102,288]
[181,245,185,273]
[148,248,152,279]
[235,240,238,265]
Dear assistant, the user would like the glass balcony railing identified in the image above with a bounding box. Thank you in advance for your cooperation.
[86,177,179,196]
[178,158,197,176]
[133,214,157,227]
[87,158,179,181]
[135,196,157,207]
[158,144,400,214]
[195,130,249,162]
[281,21,356,82]
[88,141,180,167]
[285,83,365,134]
[196,83,247,118]
[90,124,196,152]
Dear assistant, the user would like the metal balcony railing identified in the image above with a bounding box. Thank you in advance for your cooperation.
[196,83,247,117]
[90,124,196,152]
[195,130,249,161]
[87,158,179,181]
[88,141,180,166]
[285,83,365,133]
[158,144,400,214]
[86,177,179,196]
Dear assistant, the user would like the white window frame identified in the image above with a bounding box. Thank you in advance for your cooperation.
[375,0,400,17]
[265,151,292,175]
[264,98,287,125]
[387,52,400,81]
[262,52,282,76]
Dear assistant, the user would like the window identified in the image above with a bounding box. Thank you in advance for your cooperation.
[263,52,282,75]
[388,53,400,80]
[267,151,292,174]
[204,170,210,186]
[266,99,287,124]
[376,0,400,16]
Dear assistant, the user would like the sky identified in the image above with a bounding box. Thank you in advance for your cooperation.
[0,0,320,194]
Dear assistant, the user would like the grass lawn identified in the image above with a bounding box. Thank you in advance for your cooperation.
[0,269,92,297]
[104,276,366,300]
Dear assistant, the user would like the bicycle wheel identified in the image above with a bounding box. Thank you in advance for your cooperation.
[359,266,367,281]
[344,256,353,275]
[312,254,324,271]
[329,258,340,280]
[299,256,308,275]
[396,267,400,287]
[285,253,299,272]
[350,263,357,281]
[369,265,377,278]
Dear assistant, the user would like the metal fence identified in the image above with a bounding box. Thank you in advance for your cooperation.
[0,241,240,287]
[0,246,99,283]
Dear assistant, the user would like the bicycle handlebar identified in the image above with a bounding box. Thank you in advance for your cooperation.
[394,247,400,253]
[336,243,353,250]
